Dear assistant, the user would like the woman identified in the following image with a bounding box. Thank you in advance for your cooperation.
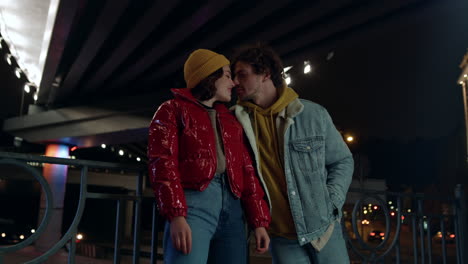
[148,49,271,264]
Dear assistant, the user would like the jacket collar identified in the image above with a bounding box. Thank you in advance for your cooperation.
[171,88,229,113]
[233,97,304,119]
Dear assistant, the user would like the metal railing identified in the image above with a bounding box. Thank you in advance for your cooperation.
[0,151,162,264]
[344,186,467,264]
[0,151,467,264]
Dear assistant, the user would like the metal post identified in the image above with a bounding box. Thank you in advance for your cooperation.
[114,199,124,264]
[412,215,419,264]
[418,200,425,263]
[454,185,467,264]
[150,202,159,264]
[426,217,433,264]
[132,171,143,264]
[68,236,76,264]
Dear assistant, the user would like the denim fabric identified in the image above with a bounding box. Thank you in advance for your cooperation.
[270,223,349,264]
[163,173,247,264]
[234,98,354,245]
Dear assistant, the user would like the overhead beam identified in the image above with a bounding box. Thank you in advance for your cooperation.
[79,0,180,96]
[105,0,234,92]
[144,0,293,83]
[3,105,152,147]
[53,0,131,103]
[38,0,82,105]
[275,0,423,57]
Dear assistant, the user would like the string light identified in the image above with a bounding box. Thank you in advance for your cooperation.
[15,67,21,78]
[24,83,30,93]
[5,54,12,65]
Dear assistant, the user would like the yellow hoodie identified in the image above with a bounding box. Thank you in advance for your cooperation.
[238,86,298,239]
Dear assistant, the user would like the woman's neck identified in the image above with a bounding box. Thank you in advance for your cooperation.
[199,98,216,108]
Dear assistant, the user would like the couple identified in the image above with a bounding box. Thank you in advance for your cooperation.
[147,44,354,264]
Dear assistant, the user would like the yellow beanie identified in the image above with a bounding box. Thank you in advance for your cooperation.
[184,49,230,89]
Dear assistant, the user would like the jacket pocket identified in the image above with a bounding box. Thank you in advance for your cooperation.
[289,136,324,176]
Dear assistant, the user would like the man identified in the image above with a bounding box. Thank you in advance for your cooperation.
[231,44,353,263]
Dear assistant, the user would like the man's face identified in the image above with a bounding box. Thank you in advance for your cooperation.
[233,61,264,101]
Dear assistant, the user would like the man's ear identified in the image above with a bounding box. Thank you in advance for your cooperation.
[262,71,271,82]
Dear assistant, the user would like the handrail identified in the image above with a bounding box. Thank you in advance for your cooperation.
[0,151,148,264]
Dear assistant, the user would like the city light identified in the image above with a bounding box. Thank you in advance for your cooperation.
[390,212,395,216]
[136,157,141,162]
[19,235,25,239]
[101,143,106,149]
[285,74,291,85]
[1,233,5,238]
[31,229,35,233]
[119,150,124,156]
[76,233,83,240]
[303,61,312,74]
[346,136,354,142]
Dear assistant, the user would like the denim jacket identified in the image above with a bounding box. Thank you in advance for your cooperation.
[233,98,354,246]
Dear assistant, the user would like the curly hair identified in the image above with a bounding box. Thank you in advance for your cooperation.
[190,68,224,101]
[230,43,285,88]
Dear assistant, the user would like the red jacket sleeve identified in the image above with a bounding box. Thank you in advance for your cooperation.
[148,101,187,220]
[240,135,271,229]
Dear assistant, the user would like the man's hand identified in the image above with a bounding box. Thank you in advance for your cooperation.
[170,216,192,255]
[254,227,270,254]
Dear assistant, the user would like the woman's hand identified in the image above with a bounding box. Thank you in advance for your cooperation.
[254,227,270,254]
[170,216,192,255]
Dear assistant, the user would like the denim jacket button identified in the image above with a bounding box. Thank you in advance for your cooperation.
[291,191,296,196]
[306,146,311,150]
[301,237,306,242]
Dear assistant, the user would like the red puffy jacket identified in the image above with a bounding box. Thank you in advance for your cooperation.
[148,88,270,228]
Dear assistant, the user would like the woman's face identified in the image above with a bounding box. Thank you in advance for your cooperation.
[213,65,235,102]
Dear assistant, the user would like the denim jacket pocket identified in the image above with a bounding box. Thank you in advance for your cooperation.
[289,136,324,176]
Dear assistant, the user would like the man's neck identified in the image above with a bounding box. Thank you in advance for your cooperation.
[253,84,278,109]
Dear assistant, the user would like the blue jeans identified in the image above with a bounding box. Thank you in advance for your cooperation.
[270,223,349,264]
[163,173,247,264]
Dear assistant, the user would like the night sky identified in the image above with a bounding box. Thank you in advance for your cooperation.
[275,0,468,190]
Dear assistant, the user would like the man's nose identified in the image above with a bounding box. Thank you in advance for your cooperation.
[233,76,239,85]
